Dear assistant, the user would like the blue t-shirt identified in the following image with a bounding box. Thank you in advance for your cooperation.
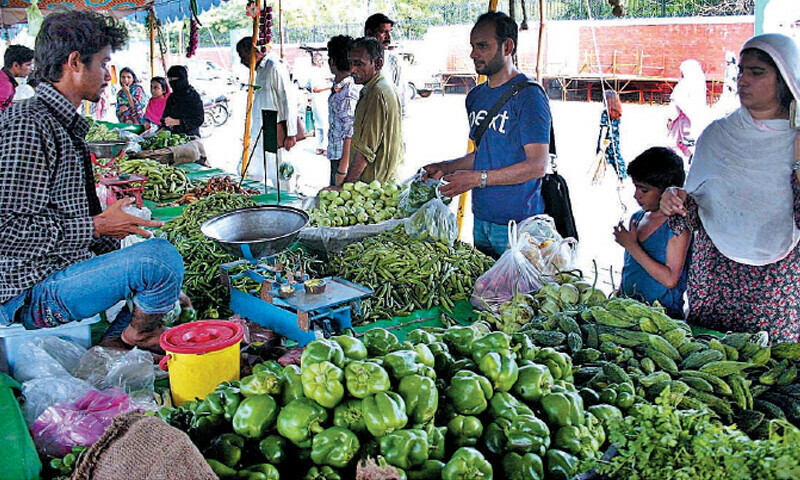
[467,74,551,224]
[620,210,688,318]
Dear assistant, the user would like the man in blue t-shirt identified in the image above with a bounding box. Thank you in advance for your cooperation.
[423,11,551,258]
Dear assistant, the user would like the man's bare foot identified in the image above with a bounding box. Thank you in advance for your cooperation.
[121,325,166,354]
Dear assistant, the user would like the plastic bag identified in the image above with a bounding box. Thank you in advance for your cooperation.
[73,347,155,394]
[22,376,92,425]
[405,198,457,246]
[472,221,544,311]
[517,214,577,276]
[398,170,451,217]
[13,338,82,383]
[31,388,138,457]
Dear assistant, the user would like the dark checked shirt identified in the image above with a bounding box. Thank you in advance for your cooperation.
[0,82,118,304]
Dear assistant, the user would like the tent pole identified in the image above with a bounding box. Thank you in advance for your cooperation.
[278,0,284,59]
[240,15,260,177]
[149,10,155,78]
[456,0,498,241]
[536,0,545,83]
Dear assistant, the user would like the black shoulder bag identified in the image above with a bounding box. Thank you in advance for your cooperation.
[473,80,579,240]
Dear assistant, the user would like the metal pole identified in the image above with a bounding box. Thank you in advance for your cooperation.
[240,17,260,176]
[536,0,545,83]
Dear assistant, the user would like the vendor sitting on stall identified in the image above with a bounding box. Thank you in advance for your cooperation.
[0,11,184,354]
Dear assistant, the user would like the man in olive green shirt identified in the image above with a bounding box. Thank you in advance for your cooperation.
[345,37,403,184]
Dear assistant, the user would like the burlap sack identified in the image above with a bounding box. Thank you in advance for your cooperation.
[71,412,217,480]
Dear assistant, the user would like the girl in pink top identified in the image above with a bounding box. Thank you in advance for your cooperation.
[144,77,169,129]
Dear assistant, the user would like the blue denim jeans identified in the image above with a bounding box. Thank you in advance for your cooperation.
[473,219,510,259]
[0,238,183,329]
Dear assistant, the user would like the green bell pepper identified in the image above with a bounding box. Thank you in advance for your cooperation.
[488,391,533,422]
[237,463,280,480]
[425,424,447,461]
[446,358,479,378]
[190,411,225,440]
[407,329,437,345]
[427,342,454,374]
[541,387,584,428]
[512,333,539,363]
[446,370,494,415]
[398,374,438,425]
[443,325,485,357]
[408,460,445,480]
[383,350,425,380]
[301,360,345,409]
[282,364,305,405]
[240,371,282,397]
[232,394,278,439]
[414,343,436,368]
[362,328,401,356]
[470,331,511,362]
[277,398,328,448]
[502,452,544,480]
[442,447,493,480]
[253,360,284,377]
[535,348,573,381]
[579,387,601,407]
[333,398,367,434]
[302,338,346,368]
[344,360,391,398]
[206,459,237,480]
[363,391,408,437]
[513,363,554,403]
[545,448,580,480]
[311,426,360,468]
[604,381,635,409]
[204,433,245,468]
[506,414,551,456]
[478,350,519,392]
[380,428,430,470]
[587,403,623,426]
[584,410,606,448]
[447,415,483,447]
[258,435,286,465]
[483,418,512,456]
[304,466,342,480]
[332,335,368,362]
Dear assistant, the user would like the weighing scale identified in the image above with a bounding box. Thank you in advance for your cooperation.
[201,206,373,346]
[87,140,149,208]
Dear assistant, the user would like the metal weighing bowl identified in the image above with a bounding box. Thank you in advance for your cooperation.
[200,205,309,260]
[87,140,128,158]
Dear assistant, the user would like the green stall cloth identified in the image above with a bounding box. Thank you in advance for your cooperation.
[0,373,42,480]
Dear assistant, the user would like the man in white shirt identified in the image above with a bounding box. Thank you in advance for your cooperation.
[236,38,299,186]
[365,13,407,116]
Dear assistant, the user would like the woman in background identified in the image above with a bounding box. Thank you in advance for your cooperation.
[116,67,148,124]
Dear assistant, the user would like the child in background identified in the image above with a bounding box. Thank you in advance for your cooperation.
[614,147,690,318]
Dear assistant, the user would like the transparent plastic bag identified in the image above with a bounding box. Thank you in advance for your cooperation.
[31,388,138,457]
[472,221,544,311]
[405,198,457,246]
[398,170,450,217]
[30,336,87,375]
[13,339,77,383]
[517,214,577,276]
[73,347,155,394]
[22,376,93,425]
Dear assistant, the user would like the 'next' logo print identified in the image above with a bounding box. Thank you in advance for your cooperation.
[469,109,510,134]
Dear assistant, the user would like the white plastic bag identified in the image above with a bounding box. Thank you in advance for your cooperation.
[398,169,451,217]
[517,214,577,276]
[472,221,544,311]
[405,197,457,246]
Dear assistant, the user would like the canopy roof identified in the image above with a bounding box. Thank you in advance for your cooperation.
[0,0,225,26]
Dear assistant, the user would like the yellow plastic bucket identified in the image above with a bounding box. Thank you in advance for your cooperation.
[159,320,244,406]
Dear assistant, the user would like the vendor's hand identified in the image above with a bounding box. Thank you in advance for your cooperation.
[283,136,297,151]
[321,185,342,192]
[163,117,180,127]
[93,197,164,239]
[660,187,688,217]
[422,163,446,180]
[440,170,481,197]
[178,292,193,309]
[613,221,638,250]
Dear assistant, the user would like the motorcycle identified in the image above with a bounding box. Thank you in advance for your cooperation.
[203,94,231,127]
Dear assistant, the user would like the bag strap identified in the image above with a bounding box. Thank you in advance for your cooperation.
[473,79,559,171]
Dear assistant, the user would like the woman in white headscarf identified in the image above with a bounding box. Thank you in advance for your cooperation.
[660,33,800,342]
[667,59,710,158]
